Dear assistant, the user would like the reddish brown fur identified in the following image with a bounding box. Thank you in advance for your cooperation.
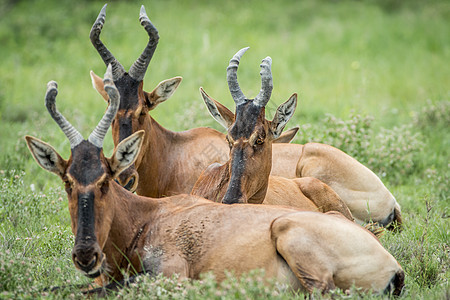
[26,134,404,296]
[89,7,401,228]
[26,73,403,295]
[191,92,354,221]
[92,71,301,198]
[102,78,400,226]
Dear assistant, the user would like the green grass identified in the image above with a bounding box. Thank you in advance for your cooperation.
[0,0,449,298]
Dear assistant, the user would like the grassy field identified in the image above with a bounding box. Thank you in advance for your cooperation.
[0,0,449,298]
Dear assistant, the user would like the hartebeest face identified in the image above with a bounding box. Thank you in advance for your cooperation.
[90,4,182,192]
[225,102,271,203]
[200,48,297,204]
[26,66,144,278]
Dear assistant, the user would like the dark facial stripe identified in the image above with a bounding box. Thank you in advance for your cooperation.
[75,191,97,244]
[230,101,264,139]
[222,147,245,204]
[115,74,141,111]
[118,116,134,143]
[114,74,141,143]
[70,141,104,186]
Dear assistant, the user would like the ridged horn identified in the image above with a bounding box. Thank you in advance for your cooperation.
[128,5,159,82]
[227,47,249,105]
[253,56,273,107]
[90,4,125,81]
[45,81,84,148]
[88,65,120,148]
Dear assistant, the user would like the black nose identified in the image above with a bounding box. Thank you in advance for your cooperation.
[74,254,97,272]
[222,196,241,205]
[73,253,98,273]
[72,244,101,273]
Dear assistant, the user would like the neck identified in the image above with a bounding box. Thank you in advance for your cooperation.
[192,151,271,205]
[135,116,173,196]
[191,163,230,202]
[250,142,273,203]
[102,183,159,280]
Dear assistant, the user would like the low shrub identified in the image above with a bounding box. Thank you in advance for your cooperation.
[383,199,449,289]
[412,100,450,130]
[299,112,424,184]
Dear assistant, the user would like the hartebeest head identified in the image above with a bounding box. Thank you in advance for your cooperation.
[90,4,181,192]
[201,47,297,204]
[25,66,144,278]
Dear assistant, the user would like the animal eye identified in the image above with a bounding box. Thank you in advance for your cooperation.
[138,110,147,123]
[64,180,73,193]
[255,138,264,145]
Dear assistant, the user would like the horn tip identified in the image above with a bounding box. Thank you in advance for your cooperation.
[260,57,272,68]
[263,56,272,63]
[230,46,250,65]
[237,46,250,56]
[140,5,147,16]
[47,81,58,90]
[100,3,107,15]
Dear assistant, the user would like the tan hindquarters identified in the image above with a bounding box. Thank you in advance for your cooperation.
[271,211,401,294]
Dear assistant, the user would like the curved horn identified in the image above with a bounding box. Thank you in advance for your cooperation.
[90,4,125,81]
[88,65,120,148]
[45,81,84,148]
[128,5,159,81]
[227,47,249,105]
[253,56,273,107]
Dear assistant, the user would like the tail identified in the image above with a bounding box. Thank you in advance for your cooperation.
[392,269,405,296]
[383,269,405,296]
[387,203,403,232]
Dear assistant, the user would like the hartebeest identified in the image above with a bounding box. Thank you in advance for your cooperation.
[90,5,401,229]
[194,48,402,228]
[26,66,404,296]
[192,48,353,221]
[90,4,295,197]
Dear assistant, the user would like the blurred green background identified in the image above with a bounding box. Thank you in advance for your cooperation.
[0,0,448,182]
[0,0,448,298]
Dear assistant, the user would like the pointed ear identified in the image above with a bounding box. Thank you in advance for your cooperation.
[108,130,145,178]
[270,93,297,139]
[144,77,182,110]
[25,136,67,177]
[200,88,235,129]
[90,70,109,101]
[273,126,299,143]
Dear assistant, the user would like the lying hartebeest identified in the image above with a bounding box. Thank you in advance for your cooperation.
[89,4,294,196]
[194,48,402,228]
[192,49,353,221]
[90,5,401,229]
[26,66,404,295]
